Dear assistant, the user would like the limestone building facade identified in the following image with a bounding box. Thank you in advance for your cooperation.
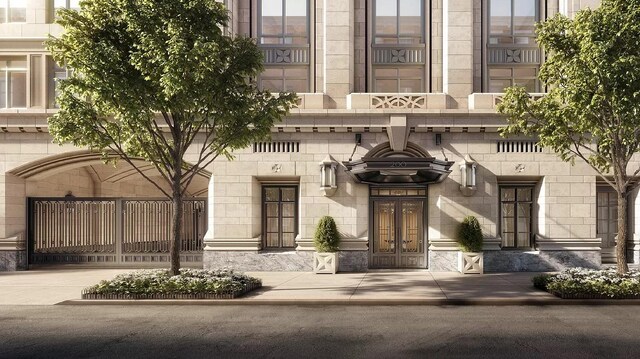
[1,0,639,272]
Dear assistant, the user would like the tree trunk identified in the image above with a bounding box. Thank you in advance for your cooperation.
[170,176,183,276]
[615,191,629,274]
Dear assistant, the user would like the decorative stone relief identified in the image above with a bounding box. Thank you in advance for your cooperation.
[458,252,484,274]
[313,252,338,274]
[371,95,427,109]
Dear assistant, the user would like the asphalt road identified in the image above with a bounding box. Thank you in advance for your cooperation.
[0,305,639,359]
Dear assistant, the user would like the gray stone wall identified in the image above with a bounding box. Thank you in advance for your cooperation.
[203,250,313,271]
[484,250,601,272]
[338,251,368,272]
[429,251,459,272]
[204,250,370,272]
[0,251,27,271]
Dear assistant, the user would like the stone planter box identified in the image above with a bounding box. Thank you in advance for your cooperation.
[458,252,484,274]
[314,252,338,274]
[81,282,262,300]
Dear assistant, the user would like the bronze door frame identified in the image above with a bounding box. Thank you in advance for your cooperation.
[370,193,427,269]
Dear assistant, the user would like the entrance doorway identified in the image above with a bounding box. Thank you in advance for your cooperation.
[370,188,426,268]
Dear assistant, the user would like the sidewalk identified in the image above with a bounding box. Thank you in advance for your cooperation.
[1,268,637,305]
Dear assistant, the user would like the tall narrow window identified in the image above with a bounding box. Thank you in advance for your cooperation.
[1,0,27,23]
[485,0,542,92]
[0,58,27,108]
[500,186,533,248]
[257,0,310,93]
[371,0,427,93]
[597,186,619,264]
[263,186,298,249]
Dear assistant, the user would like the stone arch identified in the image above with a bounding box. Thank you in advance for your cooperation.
[365,141,432,159]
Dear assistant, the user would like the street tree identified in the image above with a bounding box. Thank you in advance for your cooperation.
[498,0,640,273]
[46,0,297,275]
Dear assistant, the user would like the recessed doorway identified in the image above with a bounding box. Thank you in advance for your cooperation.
[370,188,426,269]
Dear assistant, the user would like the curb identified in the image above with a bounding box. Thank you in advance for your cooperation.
[56,298,640,306]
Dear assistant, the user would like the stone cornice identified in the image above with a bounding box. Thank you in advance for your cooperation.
[0,108,506,133]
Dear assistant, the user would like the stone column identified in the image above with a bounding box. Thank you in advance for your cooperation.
[0,174,27,271]
[323,0,354,108]
[442,0,473,108]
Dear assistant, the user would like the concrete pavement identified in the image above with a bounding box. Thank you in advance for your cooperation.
[0,268,563,305]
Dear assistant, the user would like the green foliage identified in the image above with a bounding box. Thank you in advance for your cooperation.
[313,216,340,253]
[83,269,262,295]
[457,216,483,253]
[532,274,552,290]
[46,0,297,196]
[498,0,640,185]
[498,0,640,273]
[533,268,640,298]
[46,0,297,274]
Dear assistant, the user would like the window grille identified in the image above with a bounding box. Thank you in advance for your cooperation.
[253,141,300,153]
[496,141,542,153]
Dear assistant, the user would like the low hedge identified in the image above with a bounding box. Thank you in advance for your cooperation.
[82,268,262,299]
[533,268,640,299]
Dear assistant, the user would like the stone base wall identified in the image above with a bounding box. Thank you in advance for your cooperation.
[203,250,314,271]
[338,251,368,272]
[429,251,459,272]
[484,250,601,272]
[0,250,27,271]
[204,250,370,272]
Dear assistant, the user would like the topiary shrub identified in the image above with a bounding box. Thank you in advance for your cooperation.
[314,216,340,253]
[457,215,483,253]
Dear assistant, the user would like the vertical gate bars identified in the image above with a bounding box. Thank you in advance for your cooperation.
[29,197,206,265]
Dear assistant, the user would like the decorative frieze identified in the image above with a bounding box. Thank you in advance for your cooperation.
[487,47,541,65]
[372,46,426,65]
[260,45,309,65]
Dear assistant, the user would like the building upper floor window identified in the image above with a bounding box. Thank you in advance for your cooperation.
[485,0,542,93]
[0,0,27,23]
[0,58,27,108]
[259,0,308,45]
[54,0,81,11]
[256,0,311,93]
[374,0,423,44]
[370,0,427,93]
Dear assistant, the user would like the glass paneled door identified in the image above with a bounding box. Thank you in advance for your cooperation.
[371,199,425,268]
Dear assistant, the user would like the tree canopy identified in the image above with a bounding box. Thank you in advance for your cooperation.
[498,0,640,273]
[46,0,297,274]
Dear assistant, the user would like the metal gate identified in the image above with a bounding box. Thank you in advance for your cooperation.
[28,198,206,266]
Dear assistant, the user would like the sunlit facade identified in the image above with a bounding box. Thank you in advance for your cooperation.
[1,0,639,272]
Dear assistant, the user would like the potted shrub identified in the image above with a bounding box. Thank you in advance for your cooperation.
[457,215,484,274]
[313,216,340,274]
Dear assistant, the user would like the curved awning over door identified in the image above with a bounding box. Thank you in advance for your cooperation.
[343,142,454,185]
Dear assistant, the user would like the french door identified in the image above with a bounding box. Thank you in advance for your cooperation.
[371,198,426,268]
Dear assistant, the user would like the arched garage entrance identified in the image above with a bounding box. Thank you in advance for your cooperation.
[10,151,209,267]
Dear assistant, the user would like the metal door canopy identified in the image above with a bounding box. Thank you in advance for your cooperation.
[344,157,453,184]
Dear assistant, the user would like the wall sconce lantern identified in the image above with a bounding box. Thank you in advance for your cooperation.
[459,154,477,196]
[320,155,338,196]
